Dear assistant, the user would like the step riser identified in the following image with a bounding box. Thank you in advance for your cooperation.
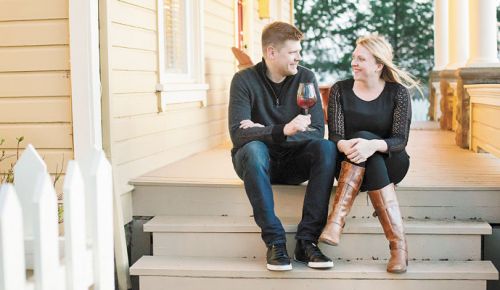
[132,185,500,222]
[152,232,481,261]
[140,276,486,290]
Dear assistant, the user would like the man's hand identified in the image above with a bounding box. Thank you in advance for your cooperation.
[239,119,265,129]
[344,138,377,164]
[283,114,311,136]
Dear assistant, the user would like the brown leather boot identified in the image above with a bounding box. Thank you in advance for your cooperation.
[319,161,365,246]
[368,183,408,273]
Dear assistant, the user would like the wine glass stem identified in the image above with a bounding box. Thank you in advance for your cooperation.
[304,108,308,115]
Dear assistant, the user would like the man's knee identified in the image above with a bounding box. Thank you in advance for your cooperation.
[348,131,381,140]
[238,141,270,169]
[308,139,335,153]
[308,139,337,166]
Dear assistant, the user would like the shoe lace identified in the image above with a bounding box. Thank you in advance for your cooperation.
[305,242,324,258]
[272,244,289,258]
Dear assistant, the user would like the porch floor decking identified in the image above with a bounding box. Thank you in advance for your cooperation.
[133,122,500,189]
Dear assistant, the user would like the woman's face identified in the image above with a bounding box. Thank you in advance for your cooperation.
[351,45,382,81]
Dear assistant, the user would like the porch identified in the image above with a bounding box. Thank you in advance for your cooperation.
[128,122,500,289]
[132,122,500,190]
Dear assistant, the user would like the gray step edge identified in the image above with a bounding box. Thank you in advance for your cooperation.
[130,178,500,191]
[130,255,499,280]
[144,215,492,235]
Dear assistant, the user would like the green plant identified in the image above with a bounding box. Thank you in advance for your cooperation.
[0,136,24,183]
[0,137,65,224]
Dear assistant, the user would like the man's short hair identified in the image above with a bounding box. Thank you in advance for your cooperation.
[261,21,303,52]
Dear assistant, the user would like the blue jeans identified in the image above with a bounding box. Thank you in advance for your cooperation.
[232,139,337,246]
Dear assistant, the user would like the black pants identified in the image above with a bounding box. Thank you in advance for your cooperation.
[335,131,410,192]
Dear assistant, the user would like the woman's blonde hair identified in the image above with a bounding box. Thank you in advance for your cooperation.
[356,34,422,95]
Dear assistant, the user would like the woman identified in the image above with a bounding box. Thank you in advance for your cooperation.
[319,34,419,274]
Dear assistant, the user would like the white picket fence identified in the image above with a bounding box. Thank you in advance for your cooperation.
[0,144,115,290]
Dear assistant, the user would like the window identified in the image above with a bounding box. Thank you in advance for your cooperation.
[157,0,208,109]
[163,0,187,74]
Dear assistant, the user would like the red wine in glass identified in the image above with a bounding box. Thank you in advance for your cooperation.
[297,82,317,131]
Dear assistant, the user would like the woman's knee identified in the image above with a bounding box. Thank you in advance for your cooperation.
[365,152,385,168]
[348,131,381,140]
[362,153,391,190]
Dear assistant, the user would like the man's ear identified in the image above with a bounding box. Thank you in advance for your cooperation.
[265,45,276,59]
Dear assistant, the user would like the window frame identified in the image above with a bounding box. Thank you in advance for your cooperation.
[156,0,208,109]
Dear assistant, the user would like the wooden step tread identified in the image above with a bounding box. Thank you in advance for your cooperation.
[144,215,492,235]
[130,176,500,191]
[129,129,500,190]
[130,256,498,280]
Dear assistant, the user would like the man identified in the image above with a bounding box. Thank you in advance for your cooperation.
[228,21,337,271]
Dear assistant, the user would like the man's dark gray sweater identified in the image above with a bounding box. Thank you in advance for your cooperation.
[228,60,325,156]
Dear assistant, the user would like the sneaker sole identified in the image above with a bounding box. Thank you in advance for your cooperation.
[294,256,334,269]
[266,264,293,271]
[307,261,334,269]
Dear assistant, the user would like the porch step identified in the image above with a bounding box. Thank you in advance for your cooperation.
[130,130,500,223]
[130,256,498,290]
[131,181,500,222]
[145,215,490,261]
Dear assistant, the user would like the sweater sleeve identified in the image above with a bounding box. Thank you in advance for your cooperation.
[383,85,412,153]
[228,73,287,149]
[327,82,345,143]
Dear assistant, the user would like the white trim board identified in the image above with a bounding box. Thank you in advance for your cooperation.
[69,0,102,160]
[69,0,129,289]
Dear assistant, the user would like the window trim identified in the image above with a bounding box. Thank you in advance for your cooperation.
[156,0,208,109]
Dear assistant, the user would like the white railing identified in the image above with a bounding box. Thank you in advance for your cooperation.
[0,144,114,290]
[412,98,430,121]
[465,84,500,158]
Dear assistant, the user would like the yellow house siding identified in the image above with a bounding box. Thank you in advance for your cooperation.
[0,0,73,182]
[100,0,233,223]
[203,0,235,139]
[0,20,69,46]
[0,0,68,21]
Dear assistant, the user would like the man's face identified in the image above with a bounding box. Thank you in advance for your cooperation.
[267,40,302,77]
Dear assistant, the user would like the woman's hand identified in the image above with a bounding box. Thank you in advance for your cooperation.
[337,139,358,154]
[344,138,378,164]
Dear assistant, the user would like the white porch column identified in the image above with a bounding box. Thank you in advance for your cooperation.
[434,0,449,70]
[446,0,469,69]
[466,0,499,67]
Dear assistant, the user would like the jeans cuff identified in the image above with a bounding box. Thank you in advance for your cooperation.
[267,238,287,247]
[295,234,318,243]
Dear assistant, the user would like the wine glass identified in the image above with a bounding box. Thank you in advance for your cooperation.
[297,82,317,131]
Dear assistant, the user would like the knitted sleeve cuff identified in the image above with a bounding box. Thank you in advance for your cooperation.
[271,124,287,143]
